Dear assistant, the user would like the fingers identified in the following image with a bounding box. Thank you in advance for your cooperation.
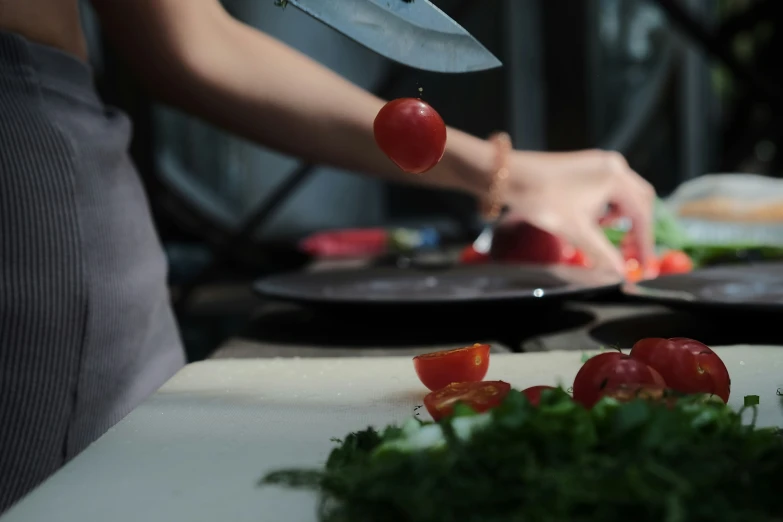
[571,222,626,277]
[601,152,657,272]
[616,185,655,269]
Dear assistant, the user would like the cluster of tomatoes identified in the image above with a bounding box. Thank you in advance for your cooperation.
[460,221,694,281]
[413,338,731,421]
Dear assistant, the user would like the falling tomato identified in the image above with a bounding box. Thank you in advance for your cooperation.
[413,343,491,391]
[374,98,447,174]
[423,381,511,421]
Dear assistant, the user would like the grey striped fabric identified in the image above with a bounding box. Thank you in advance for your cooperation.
[0,32,185,513]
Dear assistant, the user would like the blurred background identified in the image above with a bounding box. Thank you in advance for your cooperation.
[76,0,783,359]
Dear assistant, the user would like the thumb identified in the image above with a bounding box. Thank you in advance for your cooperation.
[571,224,626,277]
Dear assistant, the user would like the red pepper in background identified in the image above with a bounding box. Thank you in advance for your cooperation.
[299,229,389,258]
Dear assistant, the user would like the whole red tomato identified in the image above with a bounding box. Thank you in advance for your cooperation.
[658,250,694,275]
[374,98,447,174]
[490,222,570,264]
[521,385,557,406]
[413,344,490,391]
[572,352,666,408]
[629,337,730,402]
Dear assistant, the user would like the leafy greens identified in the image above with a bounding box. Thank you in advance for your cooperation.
[262,389,783,522]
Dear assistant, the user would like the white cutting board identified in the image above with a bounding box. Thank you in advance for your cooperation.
[4,347,783,522]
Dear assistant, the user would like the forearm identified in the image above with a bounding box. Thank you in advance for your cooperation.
[101,3,496,198]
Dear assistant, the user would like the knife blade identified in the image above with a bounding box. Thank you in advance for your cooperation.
[283,0,503,73]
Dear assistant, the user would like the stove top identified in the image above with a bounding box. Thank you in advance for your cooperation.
[213,298,783,359]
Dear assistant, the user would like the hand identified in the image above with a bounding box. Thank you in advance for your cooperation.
[502,149,656,276]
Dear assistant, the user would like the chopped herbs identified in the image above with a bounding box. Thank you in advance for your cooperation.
[262,390,783,522]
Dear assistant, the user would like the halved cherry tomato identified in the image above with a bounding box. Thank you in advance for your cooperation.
[600,383,676,408]
[458,245,491,265]
[572,351,666,408]
[374,98,447,174]
[630,337,730,402]
[423,381,511,421]
[521,385,557,406]
[413,344,490,391]
[658,250,694,275]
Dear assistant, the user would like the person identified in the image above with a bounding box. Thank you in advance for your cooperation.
[0,0,656,513]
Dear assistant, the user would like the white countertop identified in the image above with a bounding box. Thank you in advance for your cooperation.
[3,347,783,522]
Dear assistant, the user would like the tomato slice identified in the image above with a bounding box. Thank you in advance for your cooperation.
[600,383,675,407]
[572,352,666,408]
[413,343,490,391]
[374,98,447,174]
[521,385,557,406]
[658,250,694,275]
[423,381,511,421]
[630,337,730,402]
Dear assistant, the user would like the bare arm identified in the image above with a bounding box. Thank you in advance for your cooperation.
[90,0,496,198]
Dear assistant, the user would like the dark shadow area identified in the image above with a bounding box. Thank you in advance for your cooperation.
[590,309,783,348]
[236,302,596,353]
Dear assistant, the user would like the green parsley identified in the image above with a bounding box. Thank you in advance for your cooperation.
[262,389,783,522]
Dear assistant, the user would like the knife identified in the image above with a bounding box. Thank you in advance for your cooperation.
[281,0,503,73]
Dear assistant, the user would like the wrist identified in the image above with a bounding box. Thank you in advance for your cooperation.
[439,128,497,200]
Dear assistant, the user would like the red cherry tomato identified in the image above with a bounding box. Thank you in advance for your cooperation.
[572,352,666,409]
[629,337,730,402]
[458,245,491,265]
[374,98,447,174]
[521,385,557,406]
[423,381,511,421]
[490,222,570,264]
[658,250,694,275]
[413,344,490,392]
